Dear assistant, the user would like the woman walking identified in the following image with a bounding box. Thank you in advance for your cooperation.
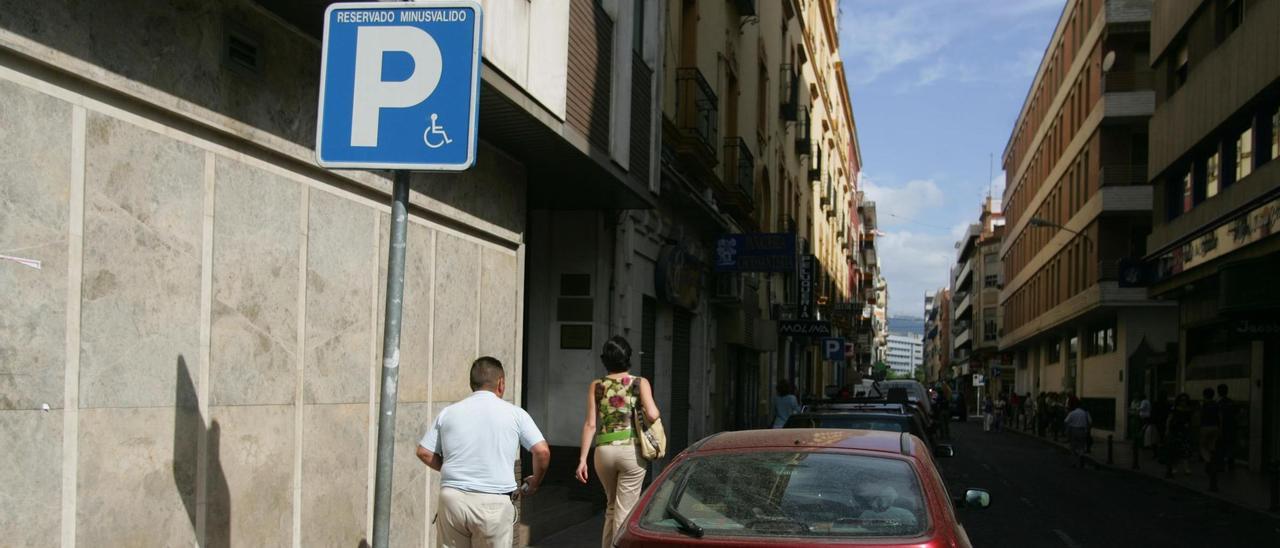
[771,379,802,428]
[1165,393,1194,478]
[575,336,661,548]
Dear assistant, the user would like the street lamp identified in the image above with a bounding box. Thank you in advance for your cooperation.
[1027,217,1093,246]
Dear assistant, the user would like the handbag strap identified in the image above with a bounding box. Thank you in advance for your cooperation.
[631,379,645,431]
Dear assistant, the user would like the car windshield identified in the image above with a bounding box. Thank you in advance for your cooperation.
[786,416,909,433]
[640,451,927,539]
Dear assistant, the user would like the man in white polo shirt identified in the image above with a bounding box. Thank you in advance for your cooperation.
[417,356,550,547]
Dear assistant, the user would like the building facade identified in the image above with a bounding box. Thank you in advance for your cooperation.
[1145,0,1280,472]
[999,0,1176,439]
[924,287,952,384]
[886,332,924,378]
[952,198,1008,400]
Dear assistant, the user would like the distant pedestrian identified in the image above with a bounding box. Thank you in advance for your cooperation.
[1064,401,1092,468]
[1151,392,1171,459]
[1217,384,1237,471]
[1197,388,1220,465]
[1165,393,1194,477]
[575,336,662,548]
[771,379,802,428]
[936,382,953,441]
[418,357,551,548]
[982,395,994,432]
[993,395,1007,432]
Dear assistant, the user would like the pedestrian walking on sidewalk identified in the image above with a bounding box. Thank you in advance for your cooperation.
[1165,393,1194,477]
[575,336,662,548]
[935,382,953,441]
[771,379,802,428]
[1064,401,1092,468]
[417,356,551,548]
[993,395,1007,432]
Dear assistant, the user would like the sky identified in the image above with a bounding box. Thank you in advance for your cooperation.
[838,0,1065,316]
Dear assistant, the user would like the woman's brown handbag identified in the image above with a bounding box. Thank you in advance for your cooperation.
[631,382,667,460]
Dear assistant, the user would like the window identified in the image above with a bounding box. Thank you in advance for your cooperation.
[984,274,999,288]
[1206,150,1220,199]
[1047,341,1062,364]
[641,452,927,538]
[1172,43,1189,93]
[1085,324,1116,356]
[1182,169,1194,213]
[1237,127,1254,181]
[1273,109,1279,162]
[632,0,644,53]
[1219,0,1245,42]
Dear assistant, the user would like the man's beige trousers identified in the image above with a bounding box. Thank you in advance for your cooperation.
[437,487,514,548]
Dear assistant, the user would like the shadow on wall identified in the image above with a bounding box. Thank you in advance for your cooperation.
[173,355,230,547]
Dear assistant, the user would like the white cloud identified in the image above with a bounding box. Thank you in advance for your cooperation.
[874,229,960,315]
[839,0,1065,89]
[861,176,945,227]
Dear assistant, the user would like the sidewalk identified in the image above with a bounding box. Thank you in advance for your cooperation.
[1000,418,1278,515]
[527,512,603,548]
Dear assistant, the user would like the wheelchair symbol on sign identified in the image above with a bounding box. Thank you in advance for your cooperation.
[423,113,453,149]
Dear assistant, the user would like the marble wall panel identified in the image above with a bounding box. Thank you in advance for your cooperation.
[209,157,300,406]
[79,114,203,408]
[0,410,61,545]
[304,190,375,404]
[432,232,481,402]
[398,222,435,403]
[205,404,294,547]
[77,406,199,546]
[411,142,527,237]
[0,80,70,410]
[391,402,431,548]
[301,403,368,547]
[479,248,519,385]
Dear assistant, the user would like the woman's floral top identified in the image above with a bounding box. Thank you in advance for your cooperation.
[595,375,638,443]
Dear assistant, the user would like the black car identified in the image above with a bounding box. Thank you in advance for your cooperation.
[809,401,938,445]
[783,410,936,449]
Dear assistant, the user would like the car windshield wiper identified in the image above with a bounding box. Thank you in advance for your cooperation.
[665,468,705,538]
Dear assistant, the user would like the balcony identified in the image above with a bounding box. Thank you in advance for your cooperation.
[953,291,973,319]
[733,0,757,16]
[719,137,756,219]
[1099,164,1148,186]
[796,109,812,154]
[1102,69,1154,93]
[674,68,720,177]
[954,258,974,290]
[779,64,799,121]
[808,144,822,182]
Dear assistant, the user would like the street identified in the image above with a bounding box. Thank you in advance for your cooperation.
[942,420,1280,547]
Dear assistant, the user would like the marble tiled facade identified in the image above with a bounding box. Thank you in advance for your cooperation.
[0,3,527,544]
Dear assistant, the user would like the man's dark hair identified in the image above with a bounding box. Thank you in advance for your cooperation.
[470,356,505,390]
[601,336,633,373]
[1217,384,1229,397]
[1203,387,1215,400]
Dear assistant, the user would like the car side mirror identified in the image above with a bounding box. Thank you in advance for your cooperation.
[933,444,955,458]
[958,489,990,509]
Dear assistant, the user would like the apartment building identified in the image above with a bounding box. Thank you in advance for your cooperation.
[923,288,952,384]
[953,198,1007,401]
[999,0,1176,439]
[886,332,924,378]
[1145,0,1280,472]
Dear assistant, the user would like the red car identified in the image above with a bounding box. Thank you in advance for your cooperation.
[612,429,990,547]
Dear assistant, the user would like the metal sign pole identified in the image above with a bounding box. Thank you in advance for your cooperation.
[372,171,410,548]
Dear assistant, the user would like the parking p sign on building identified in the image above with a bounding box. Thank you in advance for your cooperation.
[316,1,482,171]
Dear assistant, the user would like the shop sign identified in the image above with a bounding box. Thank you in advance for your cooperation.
[1157,195,1280,280]
[779,320,832,337]
[713,233,797,273]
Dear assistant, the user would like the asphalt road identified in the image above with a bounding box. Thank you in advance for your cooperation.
[940,419,1280,547]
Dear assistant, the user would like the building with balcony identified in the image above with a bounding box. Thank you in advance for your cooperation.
[924,287,953,384]
[1145,0,1280,472]
[999,0,1176,440]
[950,198,1007,407]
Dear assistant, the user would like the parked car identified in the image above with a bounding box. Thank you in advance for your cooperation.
[879,380,935,419]
[783,410,935,449]
[612,429,990,547]
[811,401,937,446]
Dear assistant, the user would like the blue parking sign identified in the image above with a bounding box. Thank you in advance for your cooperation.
[316,2,482,171]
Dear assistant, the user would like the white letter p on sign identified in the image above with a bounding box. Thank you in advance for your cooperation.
[351,26,443,147]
